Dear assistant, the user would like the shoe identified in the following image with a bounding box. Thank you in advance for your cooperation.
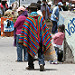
[53,62,58,64]
[26,66,34,70]
[40,64,44,71]
[50,61,58,64]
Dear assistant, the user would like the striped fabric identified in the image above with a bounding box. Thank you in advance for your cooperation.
[19,13,52,57]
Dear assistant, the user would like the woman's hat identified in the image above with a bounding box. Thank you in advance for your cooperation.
[17,6,25,12]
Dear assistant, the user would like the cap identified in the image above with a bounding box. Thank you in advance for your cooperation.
[58,2,63,6]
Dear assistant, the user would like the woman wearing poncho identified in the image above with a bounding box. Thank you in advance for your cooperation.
[19,3,57,71]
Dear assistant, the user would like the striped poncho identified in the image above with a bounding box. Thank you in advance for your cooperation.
[19,12,52,57]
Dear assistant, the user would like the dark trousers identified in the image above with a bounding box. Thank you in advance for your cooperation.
[54,47,63,62]
[52,21,57,34]
[28,43,45,68]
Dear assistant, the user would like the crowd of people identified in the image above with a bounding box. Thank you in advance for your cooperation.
[0,0,8,17]
[0,0,67,71]
[0,0,19,18]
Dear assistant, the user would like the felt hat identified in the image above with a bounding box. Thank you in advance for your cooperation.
[28,3,38,9]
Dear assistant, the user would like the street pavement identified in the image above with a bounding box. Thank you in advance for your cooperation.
[0,36,75,75]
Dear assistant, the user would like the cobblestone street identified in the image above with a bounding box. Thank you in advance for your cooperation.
[0,36,75,75]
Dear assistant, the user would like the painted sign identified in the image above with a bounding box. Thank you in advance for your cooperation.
[65,18,75,36]
[59,11,75,62]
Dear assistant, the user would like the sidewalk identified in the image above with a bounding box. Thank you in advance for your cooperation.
[0,36,75,75]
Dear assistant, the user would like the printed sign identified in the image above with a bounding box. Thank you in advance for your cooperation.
[1,17,14,36]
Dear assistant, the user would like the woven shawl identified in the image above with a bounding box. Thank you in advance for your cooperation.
[19,14,52,57]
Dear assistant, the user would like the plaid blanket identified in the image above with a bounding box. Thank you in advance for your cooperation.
[19,12,52,57]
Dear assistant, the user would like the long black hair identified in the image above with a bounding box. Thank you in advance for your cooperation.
[58,24,65,32]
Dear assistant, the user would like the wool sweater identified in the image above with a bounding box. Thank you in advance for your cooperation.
[53,32,65,45]
[14,16,26,34]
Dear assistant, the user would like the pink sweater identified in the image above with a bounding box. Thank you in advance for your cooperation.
[53,32,65,45]
[14,16,26,34]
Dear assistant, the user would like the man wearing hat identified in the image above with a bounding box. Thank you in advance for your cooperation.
[19,3,52,71]
[51,2,63,34]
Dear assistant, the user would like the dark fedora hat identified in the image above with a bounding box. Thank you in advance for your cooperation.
[28,3,38,9]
